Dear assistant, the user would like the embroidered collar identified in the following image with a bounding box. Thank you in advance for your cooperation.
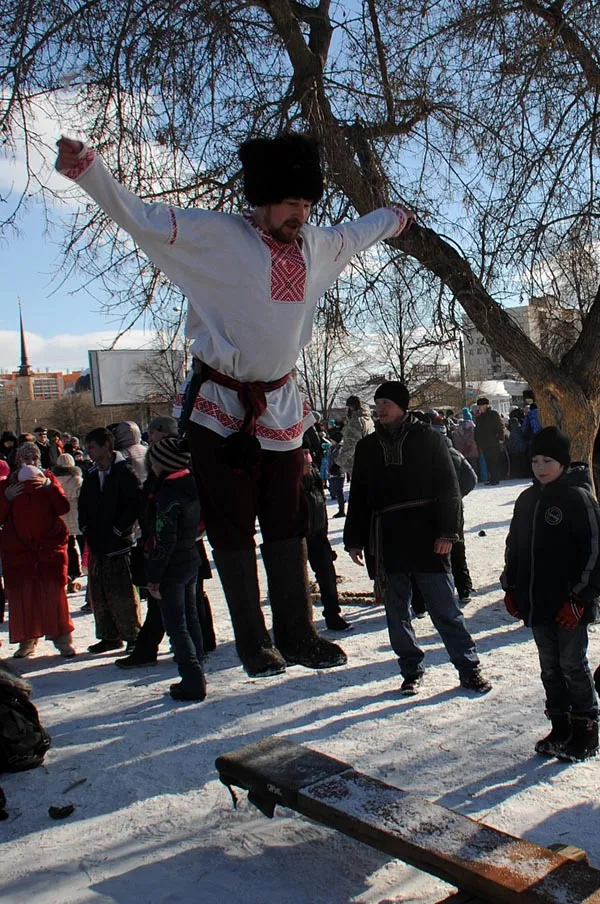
[243,211,304,249]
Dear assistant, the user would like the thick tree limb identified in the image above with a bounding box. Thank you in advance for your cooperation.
[522,0,600,91]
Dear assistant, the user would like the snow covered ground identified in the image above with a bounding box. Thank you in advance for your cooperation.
[2,478,600,904]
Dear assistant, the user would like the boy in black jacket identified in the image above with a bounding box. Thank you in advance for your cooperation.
[503,426,599,761]
[146,437,206,702]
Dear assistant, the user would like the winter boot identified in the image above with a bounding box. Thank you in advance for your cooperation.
[53,634,76,658]
[459,667,493,694]
[261,538,347,669]
[14,639,38,659]
[169,677,207,702]
[115,650,158,669]
[535,712,571,756]
[88,639,124,654]
[556,716,599,762]
[212,548,286,678]
[400,674,424,696]
[325,613,353,632]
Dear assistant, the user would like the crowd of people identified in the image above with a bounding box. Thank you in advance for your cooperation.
[0,419,216,701]
[3,129,594,767]
[2,387,599,761]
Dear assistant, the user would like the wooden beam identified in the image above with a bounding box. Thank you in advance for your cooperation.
[216,739,600,904]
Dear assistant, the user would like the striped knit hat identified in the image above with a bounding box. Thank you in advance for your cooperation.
[147,437,190,474]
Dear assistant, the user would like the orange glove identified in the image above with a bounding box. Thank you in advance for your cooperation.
[556,597,585,629]
[504,589,520,619]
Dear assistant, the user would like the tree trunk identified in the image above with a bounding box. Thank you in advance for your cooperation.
[261,2,600,466]
[527,376,598,465]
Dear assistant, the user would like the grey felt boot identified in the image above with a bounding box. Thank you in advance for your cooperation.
[261,538,347,669]
[213,548,286,678]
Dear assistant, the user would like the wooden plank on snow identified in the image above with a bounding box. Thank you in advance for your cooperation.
[216,738,600,904]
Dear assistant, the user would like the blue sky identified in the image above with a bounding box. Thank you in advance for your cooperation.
[0,129,154,373]
[1,204,102,332]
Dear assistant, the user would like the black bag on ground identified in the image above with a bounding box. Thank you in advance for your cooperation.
[0,664,51,774]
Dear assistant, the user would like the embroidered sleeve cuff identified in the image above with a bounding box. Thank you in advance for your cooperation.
[167,206,178,246]
[387,206,410,236]
[57,145,96,181]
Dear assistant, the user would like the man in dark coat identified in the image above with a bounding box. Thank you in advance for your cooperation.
[474,397,506,485]
[33,426,51,470]
[344,381,491,695]
[79,427,143,654]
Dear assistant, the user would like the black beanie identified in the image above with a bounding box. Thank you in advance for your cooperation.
[148,437,191,474]
[239,133,324,206]
[530,426,571,466]
[374,381,410,412]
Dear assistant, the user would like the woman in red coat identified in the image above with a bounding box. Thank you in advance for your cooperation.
[0,442,75,658]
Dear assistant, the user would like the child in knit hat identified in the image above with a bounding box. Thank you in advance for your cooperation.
[145,437,206,702]
[502,425,600,761]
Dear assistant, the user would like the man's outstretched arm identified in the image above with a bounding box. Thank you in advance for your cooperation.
[54,136,220,286]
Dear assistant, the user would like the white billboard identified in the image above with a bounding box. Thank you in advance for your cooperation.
[88,348,186,407]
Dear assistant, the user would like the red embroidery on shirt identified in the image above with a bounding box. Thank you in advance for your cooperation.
[168,206,178,245]
[193,396,307,441]
[333,227,345,262]
[264,237,306,303]
[63,147,95,181]
[244,212,306,303]
[387,206,408,236]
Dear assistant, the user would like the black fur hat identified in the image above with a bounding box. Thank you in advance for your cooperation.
[239,133,324,206]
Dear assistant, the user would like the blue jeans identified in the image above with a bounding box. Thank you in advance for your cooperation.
[532,623,598,718]
[329,475,345,506]
[384,571,480,678]
[157,577,205,692]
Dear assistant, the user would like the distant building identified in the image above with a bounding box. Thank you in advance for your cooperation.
[409,378,464,412]
[463,304,540,380]
[463,296,581,381]
[0,371,81,401]
[0,306,82,401]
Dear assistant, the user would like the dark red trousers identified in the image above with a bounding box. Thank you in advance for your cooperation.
[189,423,307,550]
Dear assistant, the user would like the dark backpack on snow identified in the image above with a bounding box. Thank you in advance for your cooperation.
[0,670,51,774]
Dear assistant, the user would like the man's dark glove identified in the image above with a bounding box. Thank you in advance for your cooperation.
[556,596,585,629]
[504,589,520,619]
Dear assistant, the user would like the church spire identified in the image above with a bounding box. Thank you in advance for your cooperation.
[18,300,33,377]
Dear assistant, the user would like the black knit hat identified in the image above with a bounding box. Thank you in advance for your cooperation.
[147,437,191,474]
[530,426,571,467]
[239,134,324,206]
[374,381,410,412]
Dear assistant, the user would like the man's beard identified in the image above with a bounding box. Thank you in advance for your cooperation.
[268,221,301,244]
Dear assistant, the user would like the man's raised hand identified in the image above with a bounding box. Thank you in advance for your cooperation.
[55,136,84,172]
